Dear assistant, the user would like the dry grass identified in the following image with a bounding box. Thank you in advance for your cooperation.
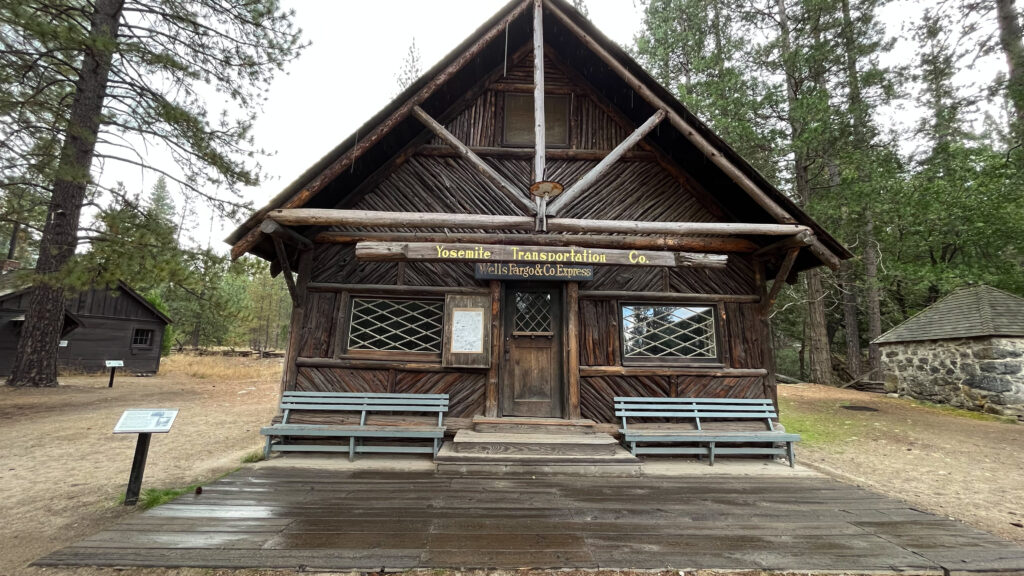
[159,355,282,382]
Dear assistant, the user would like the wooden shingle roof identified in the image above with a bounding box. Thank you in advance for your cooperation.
[875,285,1024,344]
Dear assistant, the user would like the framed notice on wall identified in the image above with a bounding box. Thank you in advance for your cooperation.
[442,294,491,368]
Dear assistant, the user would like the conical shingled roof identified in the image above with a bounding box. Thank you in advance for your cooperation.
[874,285,1024,344]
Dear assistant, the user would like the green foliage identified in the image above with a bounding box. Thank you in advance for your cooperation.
[777,396,857,447]
[143,290,173,357]
[634,0,1024,382]
[241,449,264,463]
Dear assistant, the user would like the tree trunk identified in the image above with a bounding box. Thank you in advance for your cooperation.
[996,0,1024,141]
[6,221,19,261]
[7,0,124,387]
[841,259,862,377]
[775,0,833,385]
[864,213,882,378]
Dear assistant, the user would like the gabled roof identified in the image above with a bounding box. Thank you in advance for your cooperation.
[0,275,171,325]
[227,0,850,271]
[875,285,1024,344]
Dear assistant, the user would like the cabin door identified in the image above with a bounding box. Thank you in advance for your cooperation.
[500,284,564,418]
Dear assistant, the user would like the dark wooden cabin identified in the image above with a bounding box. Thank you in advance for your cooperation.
[227,0,848,441]
[0,279,171,375]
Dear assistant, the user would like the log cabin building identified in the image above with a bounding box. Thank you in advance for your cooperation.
[0,278,170,376]
[228,0,849,460]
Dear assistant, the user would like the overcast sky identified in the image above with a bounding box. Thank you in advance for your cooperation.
[95,0,1003,252]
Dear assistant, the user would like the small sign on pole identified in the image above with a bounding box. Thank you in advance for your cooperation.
[114,409,178,506]
[105,360,124,388]
[58,340,68,347]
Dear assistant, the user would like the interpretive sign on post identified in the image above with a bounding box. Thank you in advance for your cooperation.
[114,409,178,434]
[475,262,593,281]
[114,409,178,506]
[105,360,124,388]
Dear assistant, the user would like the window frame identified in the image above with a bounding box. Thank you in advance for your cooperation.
[341,296,445,362]
[130,327,154,349]
[618,302,724,367]
[501,92,570,148]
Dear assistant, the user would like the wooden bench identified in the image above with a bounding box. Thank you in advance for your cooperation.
[614,397,800,467]
[261,391,448,461]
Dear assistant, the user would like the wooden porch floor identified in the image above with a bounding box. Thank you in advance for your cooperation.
[35,466,1024,574]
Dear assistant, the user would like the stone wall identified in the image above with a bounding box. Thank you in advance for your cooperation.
[881,337,1024,419]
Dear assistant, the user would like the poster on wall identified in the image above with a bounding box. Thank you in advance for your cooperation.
[451,308,484,353]
[442,294,491,368]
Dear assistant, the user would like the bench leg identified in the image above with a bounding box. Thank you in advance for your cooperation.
[708,442,715,466]
[349,437,356,462]
[630,441,637,456]
[788,442,795,467]
[433,438,440,457]
[264,436,272,460]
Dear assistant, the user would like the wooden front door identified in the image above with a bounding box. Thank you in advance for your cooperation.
[500,284,564,417]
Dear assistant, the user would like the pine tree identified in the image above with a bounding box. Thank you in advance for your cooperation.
[1,0,303,387]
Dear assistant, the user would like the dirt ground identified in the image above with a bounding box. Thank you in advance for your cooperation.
[0,359,1021,576]
[778,383,1024,546]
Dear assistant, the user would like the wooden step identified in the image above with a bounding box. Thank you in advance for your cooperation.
[450,430,619,457]
[435,441,640,470]
[471,416,598,435]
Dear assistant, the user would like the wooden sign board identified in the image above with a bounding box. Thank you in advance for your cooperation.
[356,242,676,267]
[113,409,178,434]
[442,294,491,368]
[474,262,593,281]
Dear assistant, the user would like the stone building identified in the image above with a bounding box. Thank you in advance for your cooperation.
[876,285,1024,419]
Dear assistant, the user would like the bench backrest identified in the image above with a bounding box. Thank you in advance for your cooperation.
[614,397,778,431]
[280,391,449,426]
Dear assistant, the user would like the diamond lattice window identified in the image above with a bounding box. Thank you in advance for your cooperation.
[621,304,718,360]
[514,291,552,334]
[347,298,443,353]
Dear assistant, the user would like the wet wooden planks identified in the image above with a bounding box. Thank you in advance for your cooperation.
[34,468,1024,573]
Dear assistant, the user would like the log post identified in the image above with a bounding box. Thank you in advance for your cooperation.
[486,280,501,417]
[763,247,800,313]
[566,281,581,420]
[533,0,545,182]
[281,249,313,395]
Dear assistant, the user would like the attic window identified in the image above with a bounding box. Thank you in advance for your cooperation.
[503,93,569,147]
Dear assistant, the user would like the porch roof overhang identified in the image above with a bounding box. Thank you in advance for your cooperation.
[226,0,850,276]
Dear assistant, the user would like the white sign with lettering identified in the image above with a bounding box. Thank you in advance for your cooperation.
[450,308,484,353]
[114,409,178,434]
[105,360,124,368]
[58,340,68,347]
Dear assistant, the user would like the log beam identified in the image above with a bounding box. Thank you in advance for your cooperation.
[314,231,759,253]
[579,290,760,303]
[270,209,811,237]
[415,145,656,162]
[260,219,312,250]
[566,281,581,419]
[307,283,489,296]
[763,247,800,313]
[411,106,535,215]
[580,366,768,377]
[272,236,300,307]
[752,229,814,258]
[547,109,667,216]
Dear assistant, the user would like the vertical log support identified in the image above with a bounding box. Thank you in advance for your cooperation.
[755,261,779,411]
[533,0,545,183]
[485,280,501,417]
[566,281,581,420]
[281,249,313,395]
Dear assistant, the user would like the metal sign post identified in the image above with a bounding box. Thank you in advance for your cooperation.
[113,409,178,506]
[105,360,124,388]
